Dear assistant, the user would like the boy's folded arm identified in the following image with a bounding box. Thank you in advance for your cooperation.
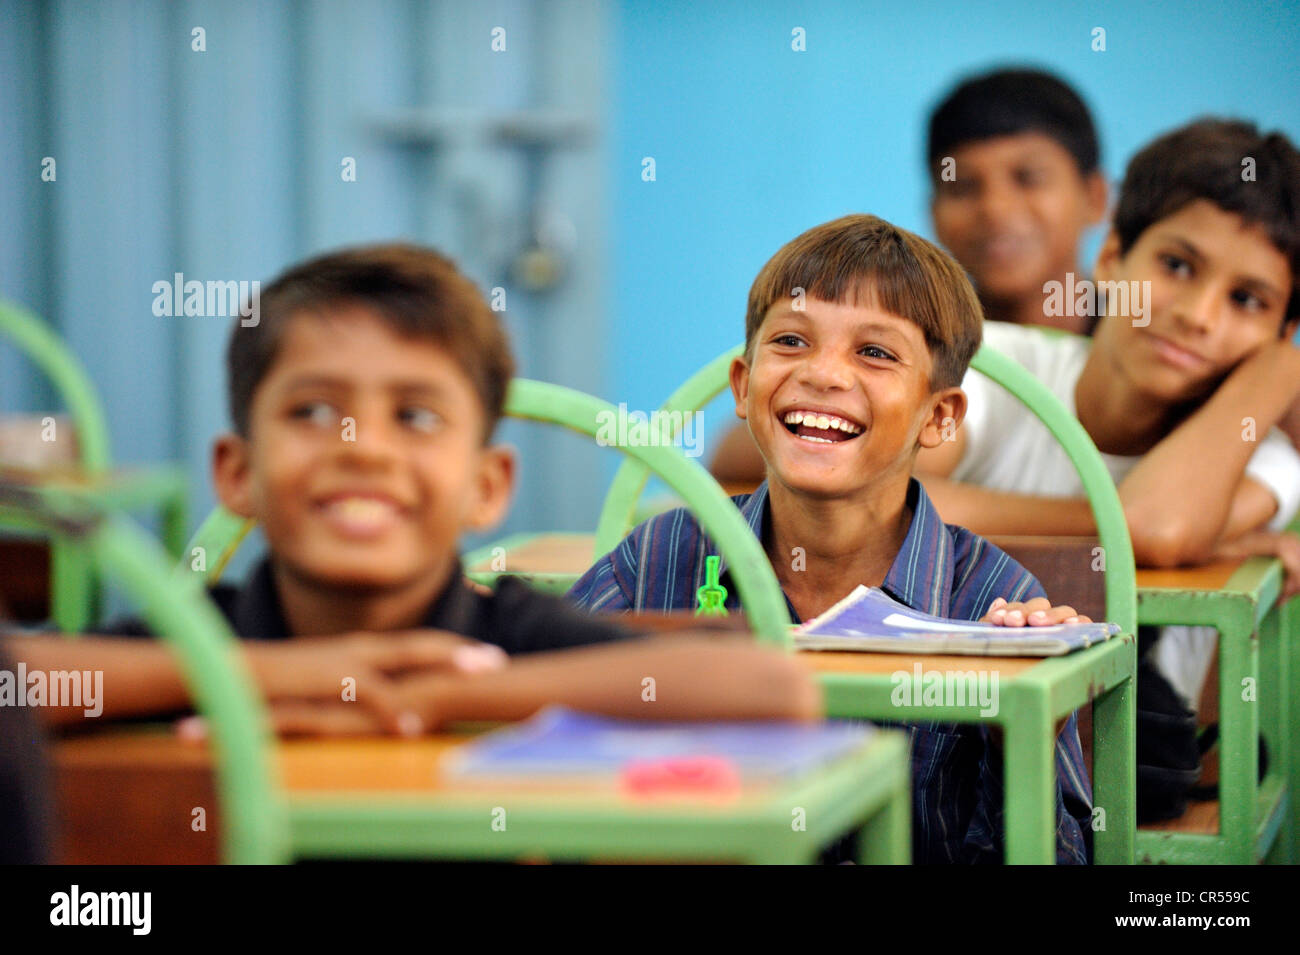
[915,429,1099,536]
[396,636,824,727]
[10,630,502,733]
[1117,342,1300,567]
[1280,393,1300,453]
[7,635,195,727]
[1219,476,1282,542]
[913,474,1097,536]
[1211,527,1300,599]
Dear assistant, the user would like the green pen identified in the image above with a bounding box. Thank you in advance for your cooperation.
[695,555,729,616]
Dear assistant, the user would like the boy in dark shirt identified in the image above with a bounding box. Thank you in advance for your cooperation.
[15,245,818,735]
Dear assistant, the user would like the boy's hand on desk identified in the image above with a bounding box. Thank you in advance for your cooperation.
[263,701,397,737]
[1211,529,1300,600]
[242,632,507,737]
[981,596,1090,626]
[181,700,407,739]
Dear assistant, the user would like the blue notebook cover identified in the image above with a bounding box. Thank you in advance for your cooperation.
[795,585,1119,656]
[446,707,873,783]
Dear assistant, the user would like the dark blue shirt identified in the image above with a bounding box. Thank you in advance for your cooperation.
[569,478,1092,864]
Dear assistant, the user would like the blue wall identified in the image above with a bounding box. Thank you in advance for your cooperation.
[3,0,1298,561]
[1,0,612,576]
[610,0,1300,448]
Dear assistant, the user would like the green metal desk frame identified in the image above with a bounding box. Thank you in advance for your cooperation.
[1136,556,1295,864]
[289,728,911,864]
[46,470,188,631]
[468,346,744,594]
[0,478,287,864]
[1,299,189,631]
[817,634,1136,864]
[462,531,592,596]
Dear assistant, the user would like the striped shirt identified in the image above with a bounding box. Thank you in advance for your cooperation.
[569,477,1092,864]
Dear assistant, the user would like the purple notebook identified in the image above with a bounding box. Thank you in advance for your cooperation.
[445,707,873,783]
[795,586,1119,656]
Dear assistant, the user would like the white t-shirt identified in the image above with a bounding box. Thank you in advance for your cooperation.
[955,321,1300,532]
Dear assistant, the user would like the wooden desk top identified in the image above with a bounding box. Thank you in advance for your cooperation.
[798,650,1041,679]
[56,730,467,793]
[467,533,595,575]
[1136,559,1243,591]
[56,724,891,799]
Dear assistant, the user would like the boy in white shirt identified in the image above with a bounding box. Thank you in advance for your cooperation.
[916,119,1300,713]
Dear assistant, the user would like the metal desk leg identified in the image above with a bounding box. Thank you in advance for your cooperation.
[1003,685,1056,864]
[856,774,912,864]
[1092,638,1137,864]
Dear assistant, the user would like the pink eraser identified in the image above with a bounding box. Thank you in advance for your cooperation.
[621,756,742,799]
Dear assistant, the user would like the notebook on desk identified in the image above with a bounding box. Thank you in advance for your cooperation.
[445,706,873,791]
[795,585,1118,657]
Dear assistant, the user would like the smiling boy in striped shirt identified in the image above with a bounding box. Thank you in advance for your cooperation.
[571,214,1093,863]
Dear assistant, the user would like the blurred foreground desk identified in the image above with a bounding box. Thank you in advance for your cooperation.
[54,724,910,865]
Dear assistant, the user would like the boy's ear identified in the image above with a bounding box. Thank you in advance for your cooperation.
[729,356,751,421]
[918,387,967,450]
[212,433,256,519]
[1093,229,1124,284]
[464,444,516,533]
[1083,171,1110,227]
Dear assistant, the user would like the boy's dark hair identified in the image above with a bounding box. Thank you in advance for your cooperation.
[927,67,1100,176]
[1114,118,1300,324]
[744,214,983,390]
[226,244,515,440]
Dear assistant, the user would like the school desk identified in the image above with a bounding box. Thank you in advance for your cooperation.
[0,465,188,631]
[1135,555,1295,864]
[464,531,595,595]
[462,532,1136,863]
[801,637,1138,865]
[53,723,911,865]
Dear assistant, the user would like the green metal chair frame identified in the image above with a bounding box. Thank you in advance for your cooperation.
[0,294,188,631]
[1,300,111,631]
[967,345,1137,634]
[464,345,743,593]
[180,378,794,644]
[593,345,742,559]
[0,478,287,863]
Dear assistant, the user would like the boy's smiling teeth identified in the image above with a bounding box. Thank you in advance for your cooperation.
[781,409,863,443]
[321,495,403,535]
